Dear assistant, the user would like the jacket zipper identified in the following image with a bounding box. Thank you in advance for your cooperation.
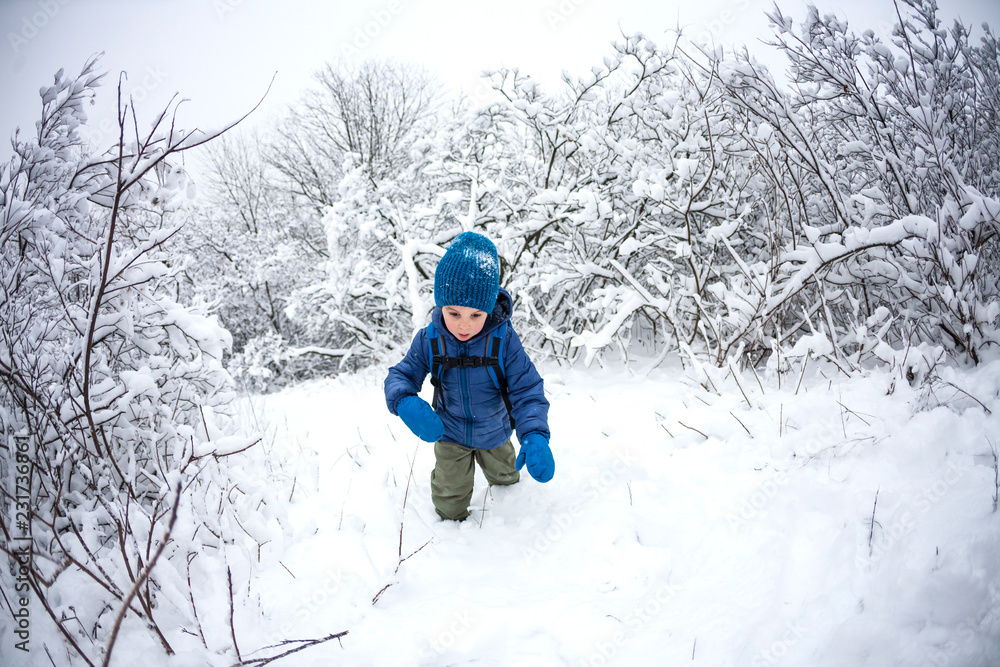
[459,341,473,446]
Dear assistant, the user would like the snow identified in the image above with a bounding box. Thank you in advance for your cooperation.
[1,356,999,667]
[3,11,999,664]
[787,333,834,358]
[138,358,997,666]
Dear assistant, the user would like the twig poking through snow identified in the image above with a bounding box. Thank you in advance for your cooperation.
[937,380,992,415]
[837,401,872,427]
[102,483,182,667]
[399,445,419,558]
[839,395,848,438]
[371,445,431,606]
[187,553,207,649]
[989,438,998,513]
[749,363,765,395]
[228,566,241,663]
[730,366,752,408]
[478,486,494,528]
[795,356,808,395]
[372,539,433,606]
[678,421,709,440]
[234,632,349,666]
[867,489,880,558]
[730,411,752,438]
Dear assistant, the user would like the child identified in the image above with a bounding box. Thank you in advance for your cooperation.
[384,232,553,521]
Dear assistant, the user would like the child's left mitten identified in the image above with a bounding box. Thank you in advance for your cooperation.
[396,395,445,442]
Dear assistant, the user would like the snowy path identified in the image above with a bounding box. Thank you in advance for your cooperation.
[242,361,1000,666]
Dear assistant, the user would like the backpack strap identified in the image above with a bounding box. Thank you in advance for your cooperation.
[427,322,446,412]
[425,321,515,430]
[485,323,515,430]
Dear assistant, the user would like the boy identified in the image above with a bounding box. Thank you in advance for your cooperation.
[384,232,553,521]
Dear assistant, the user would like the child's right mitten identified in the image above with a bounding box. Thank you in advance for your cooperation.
[515,432,554,482]
[396,395,444,442]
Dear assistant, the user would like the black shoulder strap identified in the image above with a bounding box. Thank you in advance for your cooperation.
[487,330,515,431]
[428,324,447,412]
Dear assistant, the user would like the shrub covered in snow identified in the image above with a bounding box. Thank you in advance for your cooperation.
[0,58,302,666]
[248,0,999,380]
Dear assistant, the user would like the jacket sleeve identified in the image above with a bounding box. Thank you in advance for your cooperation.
[503,326,550,442]
[384,329,430,415]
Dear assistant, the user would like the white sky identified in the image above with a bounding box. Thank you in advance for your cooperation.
[1,0,997,152]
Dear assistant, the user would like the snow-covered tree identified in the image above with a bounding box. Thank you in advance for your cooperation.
[0,58,292,665]
[177,128,329,391]
[184,60,449,388]
[463,1,1000,372]
[196,2,998,377]
[441,36,756,367]
[311,106,477,361]
[268,59,443,209]
[699,0,1000,370]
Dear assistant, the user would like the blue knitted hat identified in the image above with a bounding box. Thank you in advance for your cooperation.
[434,232,500,313]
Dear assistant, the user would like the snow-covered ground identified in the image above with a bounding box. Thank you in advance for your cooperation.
[205,356,999,667]
[10,357,994,666]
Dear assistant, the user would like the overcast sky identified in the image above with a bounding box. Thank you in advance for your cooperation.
[1,0,997,154]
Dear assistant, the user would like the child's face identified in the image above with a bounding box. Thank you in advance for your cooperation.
[442,305,487,342]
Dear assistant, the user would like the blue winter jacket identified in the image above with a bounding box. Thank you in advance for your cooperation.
[384,289,549,450]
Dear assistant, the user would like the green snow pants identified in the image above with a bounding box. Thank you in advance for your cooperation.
[431,440,519,521]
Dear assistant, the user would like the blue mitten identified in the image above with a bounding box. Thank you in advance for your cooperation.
[516,432,554,483]
[396,395,444,442]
